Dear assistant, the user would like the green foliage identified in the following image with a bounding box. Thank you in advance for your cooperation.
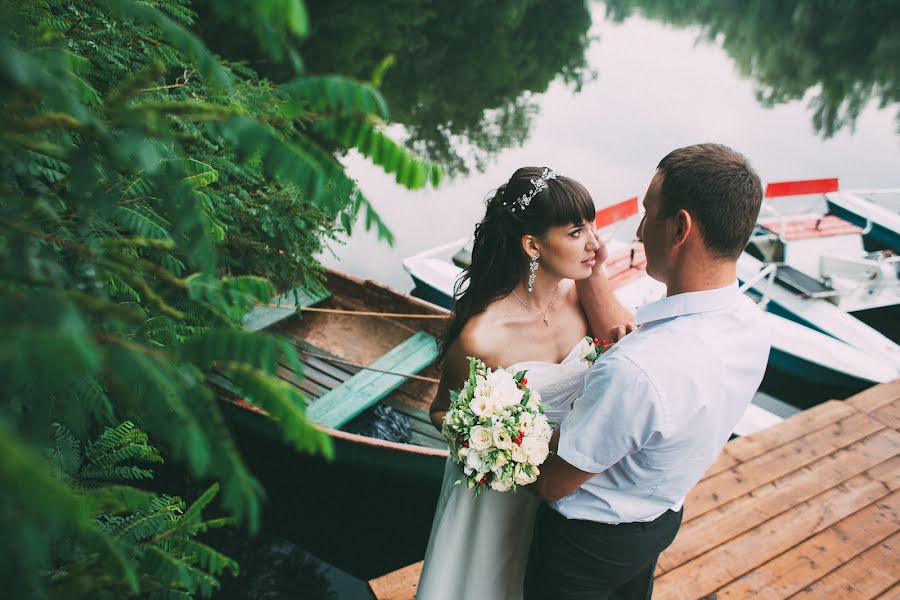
[0,0,442,596]
[28,421,237,599]
[603,0,900,138]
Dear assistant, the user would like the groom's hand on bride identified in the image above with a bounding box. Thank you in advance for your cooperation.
[608,322,637,345]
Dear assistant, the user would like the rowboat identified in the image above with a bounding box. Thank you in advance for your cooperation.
[214,269,451,578]
[403,198,900,400]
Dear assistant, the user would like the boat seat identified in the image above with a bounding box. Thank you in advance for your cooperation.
[773,264,839,299]
[242,285,331,332]
[606,244,648,289]
[306,331,439,429]
[758,214,863,241]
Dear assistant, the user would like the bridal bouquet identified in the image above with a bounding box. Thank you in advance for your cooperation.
[441,357,553,497]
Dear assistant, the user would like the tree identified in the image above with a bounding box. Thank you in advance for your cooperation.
[0,0,440,597]
[603,0,900,137]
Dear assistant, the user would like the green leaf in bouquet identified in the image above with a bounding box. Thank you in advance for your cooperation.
[467,356,478,387]
[513,370,528,383]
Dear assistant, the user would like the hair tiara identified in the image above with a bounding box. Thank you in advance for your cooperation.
[502,167,559,213]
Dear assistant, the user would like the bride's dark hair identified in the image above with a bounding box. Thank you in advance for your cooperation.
[437,167,595,365]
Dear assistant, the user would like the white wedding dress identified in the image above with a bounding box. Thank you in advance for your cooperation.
[417,341,591,600]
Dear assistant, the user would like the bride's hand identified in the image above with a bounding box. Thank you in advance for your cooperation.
[590,224,609,274]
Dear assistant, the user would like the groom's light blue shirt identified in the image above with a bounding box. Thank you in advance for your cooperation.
[552,282,770,524]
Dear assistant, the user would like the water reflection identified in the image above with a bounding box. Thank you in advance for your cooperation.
[603,0,900,138]
[299,0,595,175]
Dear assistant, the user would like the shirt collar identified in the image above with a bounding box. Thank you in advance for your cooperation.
[635,282,742,325]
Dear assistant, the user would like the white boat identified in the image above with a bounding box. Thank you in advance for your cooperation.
[824,185,900,251]
[749,178,900,343]
[402,198,898,425]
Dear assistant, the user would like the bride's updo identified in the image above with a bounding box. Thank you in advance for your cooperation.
[438,167,595,365]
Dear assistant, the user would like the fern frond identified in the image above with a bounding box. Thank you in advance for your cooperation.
[182,539,239,578]
[46,422,81,480]
[100,0,231,91]
[314,117,443,189]
[278,76,389,120]
[224,364,332,458]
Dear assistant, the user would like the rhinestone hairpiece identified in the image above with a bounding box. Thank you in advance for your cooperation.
[502,168,559,212]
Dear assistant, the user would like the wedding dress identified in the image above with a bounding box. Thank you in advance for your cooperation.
[417,341,591,600]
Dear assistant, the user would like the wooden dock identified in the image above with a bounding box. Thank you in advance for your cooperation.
[368,380,900,600]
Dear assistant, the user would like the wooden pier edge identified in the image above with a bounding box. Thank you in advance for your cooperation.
[368,379,900,600]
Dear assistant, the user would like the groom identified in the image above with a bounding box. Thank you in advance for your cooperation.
[525,143,771,599]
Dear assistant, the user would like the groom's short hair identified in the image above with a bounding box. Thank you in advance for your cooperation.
[657,143,763,260]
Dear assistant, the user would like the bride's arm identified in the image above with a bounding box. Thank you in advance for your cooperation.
[575,246,634,338]
[428,339,471,432]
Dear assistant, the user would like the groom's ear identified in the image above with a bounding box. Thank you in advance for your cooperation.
[672,209,692,247]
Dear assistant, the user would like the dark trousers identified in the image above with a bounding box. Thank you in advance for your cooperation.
[524,502,683,600]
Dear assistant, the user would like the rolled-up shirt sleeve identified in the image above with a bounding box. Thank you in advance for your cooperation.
[558,354,664,474]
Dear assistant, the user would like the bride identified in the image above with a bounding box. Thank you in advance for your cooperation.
[418,167,632,599]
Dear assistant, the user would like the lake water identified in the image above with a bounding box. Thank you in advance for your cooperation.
[320,5,899,292]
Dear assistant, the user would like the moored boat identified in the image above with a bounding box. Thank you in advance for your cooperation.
[750,178,900,344]
[403,198,900,398]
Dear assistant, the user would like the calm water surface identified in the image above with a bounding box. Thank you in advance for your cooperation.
[321,6,899,292]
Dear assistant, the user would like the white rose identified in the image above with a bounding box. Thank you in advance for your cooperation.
[470,394,494,418]
[465,450,484,473]
[494,452,508,468]
[490,477,513,492]
[492,426,514,450]
[511,444,528,463]
[533,416,552,440]
[517,412,534,435]
[514,464,538,486]
[468,425,493,451]
[457,447,469,461]
[521,435,550,465]
[492,370,525,407]
[527,389,542,410]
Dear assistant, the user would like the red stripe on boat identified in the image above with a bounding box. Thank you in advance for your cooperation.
[765,178,839,198]
[596,196,639,228]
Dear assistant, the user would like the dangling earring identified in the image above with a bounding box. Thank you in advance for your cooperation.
[528,255,539,292]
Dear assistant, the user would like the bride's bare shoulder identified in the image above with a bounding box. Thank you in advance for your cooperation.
[451,304,511,370]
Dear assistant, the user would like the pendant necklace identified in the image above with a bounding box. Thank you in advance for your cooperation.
[511,285,559,327]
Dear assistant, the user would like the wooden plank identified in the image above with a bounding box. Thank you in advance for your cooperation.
[721,400,856,464]
[847,379,900,413]
[653,462,898,600]
[242,285,330,332]
[703,450,740,478]
[302,354,359,383]
[300,363,345,391]
[275,364,327,398]
[369,561,422,600]
[307,332,438,429]
[683,411,885,522]
[875,584,900,600]
[871,396,900,431]
[714,490,900,598]
[790,531,900,599]
[657,429,900,574]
